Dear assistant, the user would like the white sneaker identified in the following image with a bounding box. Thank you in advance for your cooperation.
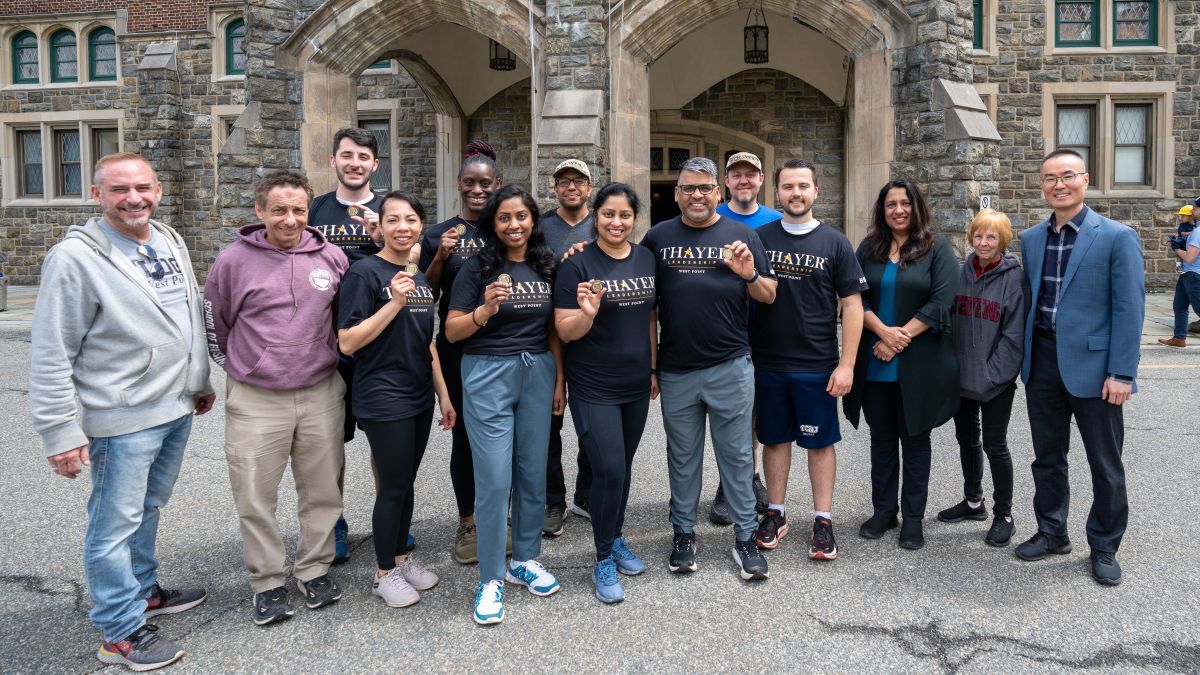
[505,559,561,596]
[473,580,505,625]
[396,557,439,591]
[372,568,419,608]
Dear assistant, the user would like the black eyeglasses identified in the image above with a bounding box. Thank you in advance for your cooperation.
[678,184,718,195]
[137,243,167,281]
[555,177,589,188]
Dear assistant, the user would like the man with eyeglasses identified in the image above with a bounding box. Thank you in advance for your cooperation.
[30,152,215,671]
[539,159,597,537]
[641,157,778,581]
[1015,149,1144,586]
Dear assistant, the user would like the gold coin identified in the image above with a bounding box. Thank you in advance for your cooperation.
[405,263,419,274]
[347,205,361,218]
[590,279,604,294]
[454,224,467,236]
[497,273,513,286]
[721,247,734,260]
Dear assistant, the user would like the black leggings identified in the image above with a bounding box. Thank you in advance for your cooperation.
[952,385,1016,516]
[569,396,649,560]
[437,339,474,518]
[862,381,933,520]
[360,408,433,570]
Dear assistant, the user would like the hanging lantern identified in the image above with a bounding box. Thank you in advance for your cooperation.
[744,8,769,65]
[489,39,516,71]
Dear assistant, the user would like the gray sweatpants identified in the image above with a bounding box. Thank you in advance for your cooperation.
[658,355,757,540]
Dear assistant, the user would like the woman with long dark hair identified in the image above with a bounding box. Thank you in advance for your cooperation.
[418,140,499,565]
[337,192,456,607]
[843,179,959,550]
[553,183,657,603]
[445,184,564,625]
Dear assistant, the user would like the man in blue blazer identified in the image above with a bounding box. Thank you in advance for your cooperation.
[1015,149,1144,585]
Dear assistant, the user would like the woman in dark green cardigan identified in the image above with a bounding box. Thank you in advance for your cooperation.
[843,179,960,550]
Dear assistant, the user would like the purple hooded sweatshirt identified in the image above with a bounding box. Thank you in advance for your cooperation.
[204,223,349,391]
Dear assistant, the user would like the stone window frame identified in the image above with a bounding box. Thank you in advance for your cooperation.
[1,16,122,89]
[0,109,124,206]
[971,0,999,58]
[362,59,397,75]
[975,83,1000,126]
[210,104,245,204]
[1041,82,1174,198]
[210,5,246,83]
[355,101,399,193]
[1044,0,1175,55]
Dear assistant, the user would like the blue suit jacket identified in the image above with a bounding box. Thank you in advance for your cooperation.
[1019,207,1144,398]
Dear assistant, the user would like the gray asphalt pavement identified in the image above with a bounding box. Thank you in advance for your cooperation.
[1,313,1198,672]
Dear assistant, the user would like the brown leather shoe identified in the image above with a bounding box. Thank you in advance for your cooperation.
[1158,337,1186,348]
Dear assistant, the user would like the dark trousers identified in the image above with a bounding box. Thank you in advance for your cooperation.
[1172,272,1200,338]
[862,381,933,520]
[569,397,649,560]
[436,340,475,518]
[1026,331,1128,552]
[547,411,594,508]
[360,408,433,570]
[952,384,1016,516]
[336,358,357,443]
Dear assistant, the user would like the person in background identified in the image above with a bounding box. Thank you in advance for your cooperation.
[1158,203,1199,348]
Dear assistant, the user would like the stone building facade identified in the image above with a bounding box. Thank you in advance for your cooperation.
[0,0,1194,289]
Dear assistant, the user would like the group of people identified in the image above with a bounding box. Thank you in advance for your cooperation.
[29,132,1149,670]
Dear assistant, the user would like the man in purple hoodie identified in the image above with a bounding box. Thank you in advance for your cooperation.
[204,169,350,625]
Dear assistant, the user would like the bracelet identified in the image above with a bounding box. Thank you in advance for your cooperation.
[745,269,760,284]
[471,307,487,328]
[650,368,657,375]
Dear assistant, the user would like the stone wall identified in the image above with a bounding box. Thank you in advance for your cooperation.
[357,66,438,218]
[679,68,846,232]
[976,0,1199,288]
[467,79,533,189]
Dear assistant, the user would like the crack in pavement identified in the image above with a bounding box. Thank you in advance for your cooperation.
[0,574,87,613]
[814,617,1199,673]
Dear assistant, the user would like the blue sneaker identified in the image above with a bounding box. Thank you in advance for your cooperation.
[407,533,416,549]
[333,518,349,565]
[505,559,561,596]
[611,537,646,575]
[472,580,505,625]
[592,557,624,604]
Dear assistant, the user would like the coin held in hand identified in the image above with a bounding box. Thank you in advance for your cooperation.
[590,279,605,294]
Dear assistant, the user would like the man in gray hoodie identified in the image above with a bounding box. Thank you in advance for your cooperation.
[30,152,215,672]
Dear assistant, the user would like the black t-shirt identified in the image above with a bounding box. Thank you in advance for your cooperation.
[554,244,657,404]
[448,256,553,356]
[640,215,775,372]
[751,221,868,372]
[540,210,597,258]
[419,216,489,333]
[337,255,437,421]
[309,191,385,263]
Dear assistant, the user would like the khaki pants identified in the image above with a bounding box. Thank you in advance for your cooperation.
[224,373,345,593]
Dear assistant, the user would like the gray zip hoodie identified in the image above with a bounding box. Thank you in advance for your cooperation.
[951,252,1031,402]
[29,217,214,457]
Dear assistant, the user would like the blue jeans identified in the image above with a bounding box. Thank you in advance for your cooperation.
[461,352,555,583]
[84,414,193,642]
[1172,272,1200,338]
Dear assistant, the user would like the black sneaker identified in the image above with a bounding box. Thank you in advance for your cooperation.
[859,512,899,539]
[1014,531,1072,561]
[668,532,697,573]
[752,473,769,515]
[97,624,184,671]
[754,509,788,550]
[296,573,342,609]
[985,515,1015,547]
[732,537,769,581]
[937,500,988,523]
[252,586,294,626]
[898,519,924,550]
[1090,549,1122,586]
[709,484,732,526]
[809,516,838,560]
[144,583,207,618]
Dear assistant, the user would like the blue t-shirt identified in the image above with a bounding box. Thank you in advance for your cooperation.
[866,261,900,382]
[641,215,775,372]
[716,202,783,229]
[1184,228,1200,275]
